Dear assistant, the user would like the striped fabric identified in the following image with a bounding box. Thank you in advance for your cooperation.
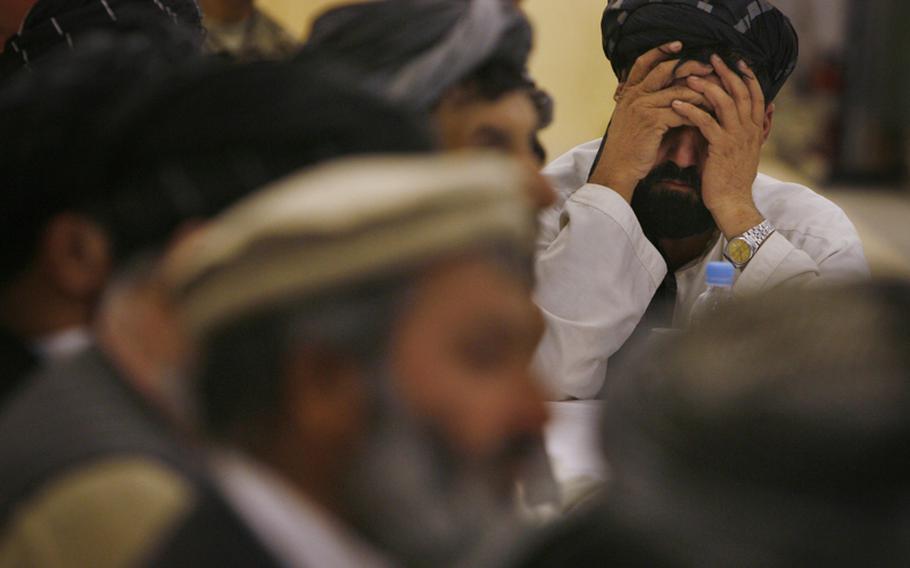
[601,0,798,101]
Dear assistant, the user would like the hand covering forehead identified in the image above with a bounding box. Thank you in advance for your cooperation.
[602,0,798,101]
[306,0,532,109]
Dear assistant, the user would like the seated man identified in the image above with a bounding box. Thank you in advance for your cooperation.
[0,0,203,394]
[305,0,555,208]
[0,43,432,567]
[151,155,549,567]
[534,0,869,399]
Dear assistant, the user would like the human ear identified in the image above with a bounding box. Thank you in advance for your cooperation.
[41,213,111,300]
[285,345,368,448]
[762,103,775,143]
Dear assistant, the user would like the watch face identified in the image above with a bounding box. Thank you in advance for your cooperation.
[726,238,752,265]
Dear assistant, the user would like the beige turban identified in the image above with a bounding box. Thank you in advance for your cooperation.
[165,153,535,338]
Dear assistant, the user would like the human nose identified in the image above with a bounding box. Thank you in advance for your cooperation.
[518,154,556,210]
[664,126,704,170]
[513,370,550,435]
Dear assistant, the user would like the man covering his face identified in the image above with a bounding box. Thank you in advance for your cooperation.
[532,0,869,400]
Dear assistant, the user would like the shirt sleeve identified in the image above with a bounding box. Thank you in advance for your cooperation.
[735,222,870,293]
[533,184,667,400]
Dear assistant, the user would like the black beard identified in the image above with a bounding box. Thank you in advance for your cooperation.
[631,162,716,240]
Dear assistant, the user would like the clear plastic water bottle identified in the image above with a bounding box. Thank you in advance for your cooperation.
[689,261,735,326]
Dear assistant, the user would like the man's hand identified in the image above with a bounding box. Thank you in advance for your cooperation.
[589,41,711,203]
[671,55,766,238]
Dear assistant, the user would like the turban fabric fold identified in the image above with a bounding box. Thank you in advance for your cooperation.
[602,0,798,101]
[306,0,533,110]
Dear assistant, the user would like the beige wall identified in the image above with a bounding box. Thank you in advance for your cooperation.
[258,0,617,159]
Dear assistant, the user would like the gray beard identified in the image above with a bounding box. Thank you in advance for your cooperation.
[340,374,522,568]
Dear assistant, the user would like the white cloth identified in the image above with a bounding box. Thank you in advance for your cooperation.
[543,401,608,505]
[534,139,870,400]
[32,326,92,361]
[210,451,395,568]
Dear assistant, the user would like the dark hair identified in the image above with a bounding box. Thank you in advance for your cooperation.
[0,29,197,286]
[455,58,553,130]
[94,54,433,265]
[0,48,434,285]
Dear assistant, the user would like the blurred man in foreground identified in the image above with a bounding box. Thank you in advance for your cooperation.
[592,282,910,566]
[151,155,549,567]
[511,282,910,567]
[534,0,869,399]
[0,45,432,566]
[305,0,555,208]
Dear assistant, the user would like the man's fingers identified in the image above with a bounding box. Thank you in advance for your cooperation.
[737,60,767,125]
[673,59,714,81]
[686,75,738,130]
[642,85,710,111]
[639,59,688,93]
[625,41,682,86]
[660,109,697,130]
[711,55,751,122]
[670,100,722,142]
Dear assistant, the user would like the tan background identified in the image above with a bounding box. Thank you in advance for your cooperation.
[258,0,618,159]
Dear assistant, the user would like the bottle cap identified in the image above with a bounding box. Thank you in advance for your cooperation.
[705,261,735,286]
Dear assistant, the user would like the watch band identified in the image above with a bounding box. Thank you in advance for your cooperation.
[724,219,776,268]
[740,219,776,250]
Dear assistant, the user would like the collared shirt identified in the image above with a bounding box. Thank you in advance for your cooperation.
[533,139,870,400]
[210,450,395,568]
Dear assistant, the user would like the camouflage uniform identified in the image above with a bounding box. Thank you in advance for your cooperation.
[204,8,297,61]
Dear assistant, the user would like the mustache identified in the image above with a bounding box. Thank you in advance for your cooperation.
[643,162,701,193]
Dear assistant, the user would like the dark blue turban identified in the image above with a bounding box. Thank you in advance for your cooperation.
[602,0,798,101]
[306,0,535,110]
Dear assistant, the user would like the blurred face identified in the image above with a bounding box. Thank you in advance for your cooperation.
[338,254,548,566]
[390,254,548,495]
[435,89,556,209]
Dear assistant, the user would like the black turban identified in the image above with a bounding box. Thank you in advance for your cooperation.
[0,0,204,80]
[305,0,534,110]
[602,0,798,102]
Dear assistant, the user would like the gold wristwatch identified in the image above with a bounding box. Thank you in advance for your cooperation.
[723,220,775,269]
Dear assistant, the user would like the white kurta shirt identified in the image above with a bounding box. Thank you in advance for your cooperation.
[534,139,870,400]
